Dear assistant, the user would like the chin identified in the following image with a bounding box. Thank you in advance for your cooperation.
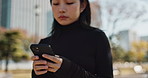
[59,22,72,26]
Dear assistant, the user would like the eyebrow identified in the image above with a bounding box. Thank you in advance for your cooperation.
[52,0,59,2]
[66,0,76,2]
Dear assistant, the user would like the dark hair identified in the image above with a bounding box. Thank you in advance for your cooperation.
[50,0,91,35]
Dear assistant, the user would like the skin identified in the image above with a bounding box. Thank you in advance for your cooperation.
[52,0,86,25]
[32,0,87,75]
[32,54,62,75]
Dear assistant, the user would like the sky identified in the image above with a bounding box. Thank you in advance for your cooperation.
[133,23,148,36]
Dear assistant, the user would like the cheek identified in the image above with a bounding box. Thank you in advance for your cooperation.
[68,6,81,18]
[52,7,58,17]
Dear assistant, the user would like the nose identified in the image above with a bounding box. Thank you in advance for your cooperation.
[59,4,66,13]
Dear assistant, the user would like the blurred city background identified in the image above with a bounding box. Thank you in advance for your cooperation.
[0,0,148,78]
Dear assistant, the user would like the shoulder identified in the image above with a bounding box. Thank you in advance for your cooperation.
[92,28,105,34]
[84,26,107,37]
[38,36,51,44]
[85,27,110,42]
[88,27,111,48]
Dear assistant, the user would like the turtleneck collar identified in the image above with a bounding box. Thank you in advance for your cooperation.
[57,20,81,30]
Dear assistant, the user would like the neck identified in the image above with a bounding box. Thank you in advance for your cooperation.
[56,20,81,30]
[50,19,92,35]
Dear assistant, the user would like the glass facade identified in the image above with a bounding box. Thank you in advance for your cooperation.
[0,0,2,27]
[10,0,53,37]
[0,0,53,38]
[1,0,11,28]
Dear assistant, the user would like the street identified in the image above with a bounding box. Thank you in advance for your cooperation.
[0,73,12,78]
[115,74,148,78]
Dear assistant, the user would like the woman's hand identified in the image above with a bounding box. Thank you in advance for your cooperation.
[42,54,63,72]
[31,56,48,75]
[32,54,63,75]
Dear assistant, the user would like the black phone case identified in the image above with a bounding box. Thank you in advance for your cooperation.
[30,44,55,62]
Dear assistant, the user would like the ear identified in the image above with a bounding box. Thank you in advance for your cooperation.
[80,2,87,13]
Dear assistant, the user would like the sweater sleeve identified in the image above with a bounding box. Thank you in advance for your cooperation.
[54,56,98,78]
[53,30,113,78]
[94,30,113,78]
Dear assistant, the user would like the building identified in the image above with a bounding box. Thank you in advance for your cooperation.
[47,10,53,34]
[0,0,53,40]
[10,0,52,38]
[0,0,11,28]
[141,36,148,42]
[118,30,140,51]
[0,0,102,42]
[0,0,2,26]
[90,1,102,28]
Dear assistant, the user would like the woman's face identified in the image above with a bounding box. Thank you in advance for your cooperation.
[51,0,84,25]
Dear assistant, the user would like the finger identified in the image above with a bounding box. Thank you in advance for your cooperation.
[33,60,47,66]
[31,56,39,61]
[42,54,62,63]
[47,62,59,69]
[35,70,47,75]
[47,67,57,72]
[55,55,60,58]
[34,66,48,71]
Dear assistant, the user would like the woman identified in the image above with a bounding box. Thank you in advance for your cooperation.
[32,0,113,78]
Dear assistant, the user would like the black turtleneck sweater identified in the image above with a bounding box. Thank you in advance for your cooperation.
[32,21,113,78]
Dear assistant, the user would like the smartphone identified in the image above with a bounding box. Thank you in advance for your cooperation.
[30,44,55,62]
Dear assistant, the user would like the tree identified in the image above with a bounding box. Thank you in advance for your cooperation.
[145,51,148,62]
[130,41,148,63]
[123,51,136,62]
[111,43,126,62]
[99,0,148,42]
[0,28,30,72]
[0,27,7,70]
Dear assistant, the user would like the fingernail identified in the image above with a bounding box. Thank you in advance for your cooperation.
[42,54,48,57]
[55,55,60,58]
[42,54,45,57]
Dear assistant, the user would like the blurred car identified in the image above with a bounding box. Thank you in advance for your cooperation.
[134,65,145,74]
[113,67,120,75]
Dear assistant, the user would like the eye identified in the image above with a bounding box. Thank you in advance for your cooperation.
[53,3,59,5]
[67,3,74,5]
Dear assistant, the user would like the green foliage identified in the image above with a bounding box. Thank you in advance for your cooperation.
[0,51,3,60]
[111,43,126,62]
[0,29,31,61]
[111,40,148,63]
[144,51,148,62]
[122,51,135,62]
[131,41,148,63]
[0,28,32,72]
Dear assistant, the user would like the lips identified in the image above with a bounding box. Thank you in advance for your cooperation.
[59,15,68,20]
